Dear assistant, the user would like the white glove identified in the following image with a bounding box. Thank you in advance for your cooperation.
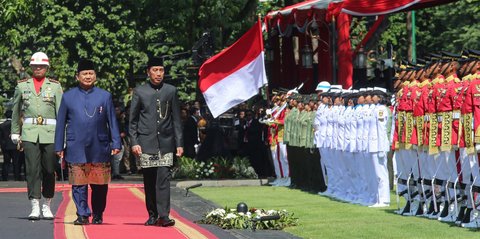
[475,144,480,153]
[378,151,386,158]
[412,145,418,150]
[11,134,20,145]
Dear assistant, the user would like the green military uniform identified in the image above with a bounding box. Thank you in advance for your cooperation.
[288,107,300,147]
[305,110,316,149]
[11,78,63,199]
[284,107,298,144]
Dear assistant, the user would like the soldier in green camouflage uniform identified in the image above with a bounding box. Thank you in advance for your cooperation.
[11,52,63,220]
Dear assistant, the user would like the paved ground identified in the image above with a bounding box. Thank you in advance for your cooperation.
[0,176,301,239]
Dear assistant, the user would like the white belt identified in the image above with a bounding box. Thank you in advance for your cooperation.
[437,116,443,122]
[424,115,430,121]
[24,117,57,125]
[452,112,460,119]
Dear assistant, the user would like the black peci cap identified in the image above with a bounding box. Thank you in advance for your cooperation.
[147,57,164,69]
[77,59,95,72]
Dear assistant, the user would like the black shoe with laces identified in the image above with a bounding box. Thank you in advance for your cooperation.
[92,214,103,224]
[145,216,158,226]
[157,217,175,227]
[74,216,89,225]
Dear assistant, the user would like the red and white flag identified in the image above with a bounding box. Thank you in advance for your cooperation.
[199,19,267,118]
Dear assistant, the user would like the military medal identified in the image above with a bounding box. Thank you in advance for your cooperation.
[99,106,103,113]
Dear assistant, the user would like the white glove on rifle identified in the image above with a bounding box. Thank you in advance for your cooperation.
[10,134,20,145]
[378,151,386,158]
[475,144,480,153]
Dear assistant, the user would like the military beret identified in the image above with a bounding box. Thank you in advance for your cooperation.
[77,59,95,72]
[428,53,442,62]
[441,51,461,62]
[469,49,480,60]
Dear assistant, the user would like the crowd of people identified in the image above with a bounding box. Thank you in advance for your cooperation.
[3,48,480,230]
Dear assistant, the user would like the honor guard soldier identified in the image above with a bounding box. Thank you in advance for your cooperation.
[11,52,63,220]
[460,49,480,228]
[436,52,462,222]
[454,50,476,225]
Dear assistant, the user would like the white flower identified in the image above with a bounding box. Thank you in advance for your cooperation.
[200,162,205,166]
[230,208,236,212]
[267,210,277,215]
[209,169,214,173]
[238,212,244,216]
[224,213,237,219]
[206,208,226,218]
[246,212,252,218]
[204,169,208,172]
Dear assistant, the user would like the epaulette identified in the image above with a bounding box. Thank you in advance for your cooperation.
[48,78,60,84]
[419,80,429,87]
[409,81,418,87]
[17,78,28,83]
[462,74,472,82]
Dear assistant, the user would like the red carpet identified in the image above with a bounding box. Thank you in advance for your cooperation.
[53,185,218,239]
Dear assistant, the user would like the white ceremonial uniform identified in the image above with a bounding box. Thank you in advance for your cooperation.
[314,103,328,183]
[354,104,368,205]
[323,105,335,195]
[374,104,391,205]
[335,105,348,200]
[342,105,356,202]
[330,105,341,197]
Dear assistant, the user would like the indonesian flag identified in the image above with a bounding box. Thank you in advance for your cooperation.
[199,19,267,118]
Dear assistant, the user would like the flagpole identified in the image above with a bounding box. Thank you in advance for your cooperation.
[259,14,271,107]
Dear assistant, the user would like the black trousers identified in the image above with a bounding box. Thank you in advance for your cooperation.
[1,148,21,181]
[23,142,56,199]
[142,167,171,219]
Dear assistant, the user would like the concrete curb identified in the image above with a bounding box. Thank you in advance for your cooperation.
[176,178,272,188]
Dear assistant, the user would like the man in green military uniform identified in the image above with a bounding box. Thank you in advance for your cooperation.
[11,52,63,220]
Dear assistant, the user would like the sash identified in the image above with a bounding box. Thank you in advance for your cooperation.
[440,111,453,152]
[464,113,475,154]
[428,113,439,155]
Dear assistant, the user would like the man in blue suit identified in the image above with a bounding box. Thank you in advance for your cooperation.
[54,59,121,225]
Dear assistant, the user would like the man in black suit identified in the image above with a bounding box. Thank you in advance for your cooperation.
[244,110,266,177]
[129,56,183,227]
[0,110,21,181]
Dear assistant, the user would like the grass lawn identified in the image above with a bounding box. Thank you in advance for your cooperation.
[192,186,479,239]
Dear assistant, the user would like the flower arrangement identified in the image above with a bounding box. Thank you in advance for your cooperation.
[195,161,215,179]
[199,207,298,230]
[173,156,258,180]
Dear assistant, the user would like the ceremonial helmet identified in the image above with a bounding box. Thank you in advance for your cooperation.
[236,202,248,213]
[315,81,331,92]
[30,52,50,66]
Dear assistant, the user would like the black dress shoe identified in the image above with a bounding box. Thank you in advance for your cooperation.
[74,216,89,225]
[157,217,175,227]
[145,216,158,226]
[92,214,103,224]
